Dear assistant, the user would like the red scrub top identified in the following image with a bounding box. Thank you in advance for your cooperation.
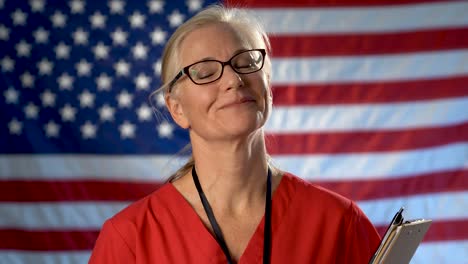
[89,173,380,263]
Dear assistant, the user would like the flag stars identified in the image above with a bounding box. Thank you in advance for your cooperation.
[114,59,130,76]
[155,92,165,107]
[1,56,14,72]
[8,118,23,135]
[129,11,146,28]
[150,27,167,45]
[16,40,32,57]
[20,72,35,88]
[99,104,115,122]
[135,73,151,90]
[187,0,203,12]
[57,73,74,90]
[69,0,85,14]
[0,25,10,41]
[37,58,54,75]
[33,27,49,44]
[137,103,152,121]
[44,120,60,137]
[168,10,185,27]
[111,28,128,46]
[153,59,162,76]
[108,0,125,14]
[132,42,148,59]
[158,121,174,138]
[78,90,95,108]
[81,121,97,139]
[119,121,136,139]
[4,87,19,104]
[117,90,133,108]
[30,0,46,12]
[60,104,77,122]
[75,59,92,76]
[24,102,39,119]
[73,28,89,45]
[90,11,107,29]
[96,73,112,91]
[11,9,27,26]
[55,42,71,59]
[40,89,56,107]
[50,11,67,28]
[93,42,110,59]
[148,0,164,13]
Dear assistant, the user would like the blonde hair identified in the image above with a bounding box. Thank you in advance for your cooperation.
[155,4,276,182]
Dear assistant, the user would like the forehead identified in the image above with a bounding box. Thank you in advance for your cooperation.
[179,23,253,65]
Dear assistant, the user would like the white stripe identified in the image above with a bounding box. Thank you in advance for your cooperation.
[1,143,466,181]
[273,143,467,180]
[266,97,468,132]
[411,241,468,264]
[0,202,128,229]
[249,2,468,34]
[270,50,468,84]
[0,192,465,229]
[357,191,468,225]
[0,154,183,181]
[0,242,465,264]
[0,251,91,264]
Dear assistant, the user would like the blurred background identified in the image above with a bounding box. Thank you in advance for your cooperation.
[0,0,467,263]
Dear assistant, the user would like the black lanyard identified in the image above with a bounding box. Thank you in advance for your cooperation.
[191,166,272,264]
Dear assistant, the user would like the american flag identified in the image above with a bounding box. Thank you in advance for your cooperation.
[0,0,467,263]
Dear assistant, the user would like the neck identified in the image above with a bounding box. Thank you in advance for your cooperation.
[189,131,269,215]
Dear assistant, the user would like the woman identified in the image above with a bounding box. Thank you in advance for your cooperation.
[89,5,380,263]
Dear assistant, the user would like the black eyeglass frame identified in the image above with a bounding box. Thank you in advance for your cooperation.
[168,49,266,92]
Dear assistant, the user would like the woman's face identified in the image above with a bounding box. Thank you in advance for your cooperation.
[167,23,271,143]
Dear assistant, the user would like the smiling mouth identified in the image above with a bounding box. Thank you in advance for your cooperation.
[221,97,256,109]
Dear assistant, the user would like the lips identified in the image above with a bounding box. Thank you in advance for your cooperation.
[220,95,256,109]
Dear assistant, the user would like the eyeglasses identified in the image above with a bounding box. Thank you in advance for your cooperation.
[168,49,266,92]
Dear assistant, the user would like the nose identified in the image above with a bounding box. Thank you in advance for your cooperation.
[221,64,244,90]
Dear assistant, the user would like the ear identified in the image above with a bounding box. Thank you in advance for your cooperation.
[165,94,190,129]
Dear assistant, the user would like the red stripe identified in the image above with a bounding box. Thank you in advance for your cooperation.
[267,122,468,154]
[375,219,468,242]
[226,0,451,7]
[0,170,466,202]
[272,76,468,105]
[0,229,99,250]
[270,28,468,57]
[0,180,161,202]
[0,218,465,250]
[315,169,468,201]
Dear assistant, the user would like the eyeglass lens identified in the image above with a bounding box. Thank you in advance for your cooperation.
[188,50,264,84]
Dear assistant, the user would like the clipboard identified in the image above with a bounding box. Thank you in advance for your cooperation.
[369,208,432,264]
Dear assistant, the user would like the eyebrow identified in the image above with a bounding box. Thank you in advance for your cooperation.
[194,48,250,63]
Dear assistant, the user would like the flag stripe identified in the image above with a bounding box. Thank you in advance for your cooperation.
[270,28,468,57]
[317,169,468,201]
[0,230,99,251]
[272,76,468,105]
[267,122,468,154]
[270,50,468,84]
[2,143,467,181]
[0,217,465,251]
[0,251,91,264]
[1,192,465,229]
[274,143,467,180]
[0,180,160,202]
[249,2,468,34]
[229,0,454,8]
[375,219,468,242]
[0,170,465,202]
[267,97,468,132]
